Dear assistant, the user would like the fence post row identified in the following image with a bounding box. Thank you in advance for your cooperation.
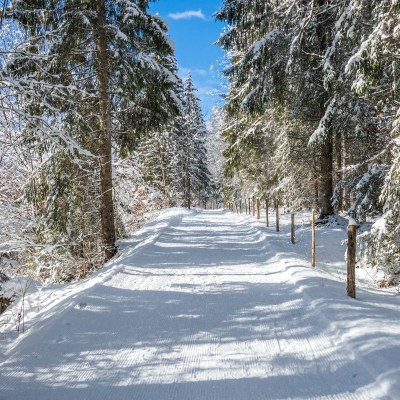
[232,197,356,300]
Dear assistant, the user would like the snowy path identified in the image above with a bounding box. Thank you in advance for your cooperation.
[1,208,400,400]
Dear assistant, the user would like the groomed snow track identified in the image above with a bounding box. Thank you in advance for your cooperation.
[1,208,399,400]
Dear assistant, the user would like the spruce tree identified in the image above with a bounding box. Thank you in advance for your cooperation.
[180,75,211,209]
[216,0,399,280]
[2,0,180,276]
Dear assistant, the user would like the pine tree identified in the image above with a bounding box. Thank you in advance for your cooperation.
[206,107,227,207]
[217,1,359,217]
[180,75,211,208]
[216,0,399,280]
[139,127,181,204]
[1,0,180,277]
[341,0,400,281]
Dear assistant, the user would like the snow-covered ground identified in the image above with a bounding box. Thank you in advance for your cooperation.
[1,207,399,400]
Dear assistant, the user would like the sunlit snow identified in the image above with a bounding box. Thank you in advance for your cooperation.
[1,208,400,399]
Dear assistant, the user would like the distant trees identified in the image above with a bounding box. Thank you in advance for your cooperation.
[206,107,227,207]
[139,74,211,209]
[139,127,181,204]
[181,75,211,208]
[216,0,400,280]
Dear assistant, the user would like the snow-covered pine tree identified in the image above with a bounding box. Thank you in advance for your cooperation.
[340,0,400,282]
[180,75,211,209]
[216,0,399,281]
[136,75,186,207]
[2,0,180,279]
[216,1,316,209]
[0,19,37,277]
[206,107,227,207]
[315,0,389,219]
[139,126,181,205]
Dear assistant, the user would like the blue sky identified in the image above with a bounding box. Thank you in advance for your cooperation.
[149,0,226,118]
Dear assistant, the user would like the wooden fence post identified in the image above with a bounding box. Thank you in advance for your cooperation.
[347,222,357,299]
[245,199,248,215]
[240,199,242,214]
[248,197,251,215]
[275,200,279,232]
[311,209,316,267]
[256,198,260,220]
[265,198,269,227]
[252,196,255,216]
[291,213,295,244]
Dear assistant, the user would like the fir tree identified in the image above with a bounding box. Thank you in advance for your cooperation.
[216,0,399,280]
[1,0,180,277]
[180,75,211,208]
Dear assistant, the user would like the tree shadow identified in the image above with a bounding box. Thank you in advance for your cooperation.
[1,274,399,399]
[1,209,399,399]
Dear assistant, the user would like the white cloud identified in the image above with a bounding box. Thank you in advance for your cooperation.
[179,66,208,77]
[168,10,206,21]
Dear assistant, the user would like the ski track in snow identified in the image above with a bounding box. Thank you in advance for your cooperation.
[1,208,400,400]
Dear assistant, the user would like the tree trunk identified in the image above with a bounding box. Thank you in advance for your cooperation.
[95,0,116,260]
[185,154,191,209]
[313,149,319,209]
[319,137,334,218]
[316,0,334,220]
[157,141,168,196]
[334,131,343,211]
[342,132,350,210]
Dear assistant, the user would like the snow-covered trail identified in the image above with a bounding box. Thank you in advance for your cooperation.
[1,208,400,400]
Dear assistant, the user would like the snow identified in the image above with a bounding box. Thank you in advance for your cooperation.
[1,208,400,399]
[348,217,358,226]
[309,102,335,144]
[247,28,280,59]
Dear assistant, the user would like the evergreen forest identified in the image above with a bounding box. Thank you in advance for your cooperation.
[0,0,399,286]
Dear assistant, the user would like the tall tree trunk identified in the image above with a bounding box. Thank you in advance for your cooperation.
[319,137,334,218]
[157,141,168,196]
[317,0,334,219]
[334,131,343,211]
[313,148,319,209]
[95,0,116,260]
[186,157,191,210]
[342,132,350,210]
